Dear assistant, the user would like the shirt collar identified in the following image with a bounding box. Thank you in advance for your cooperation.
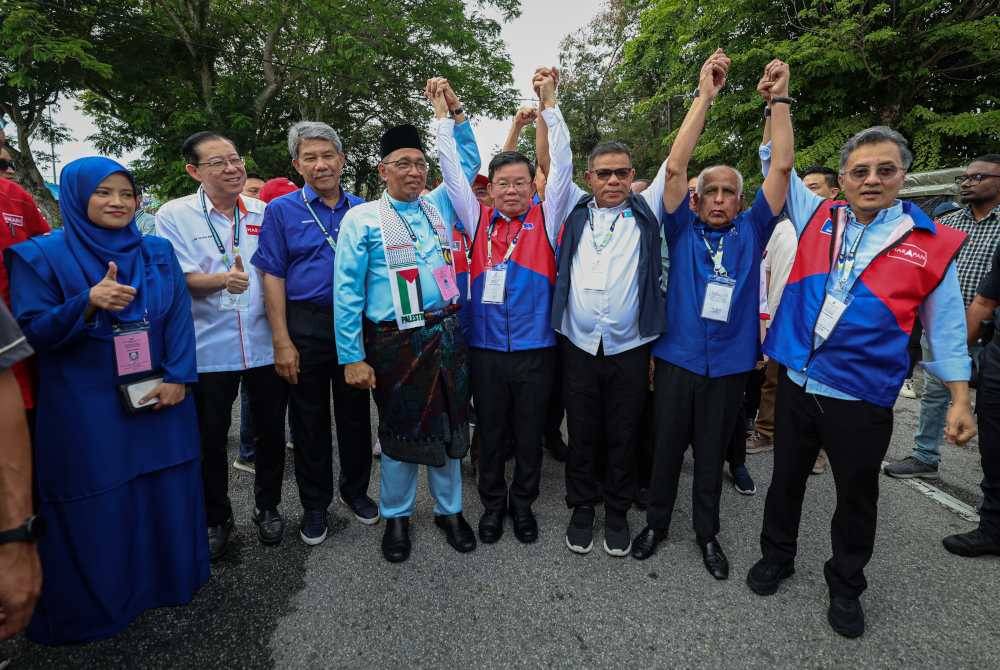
[385,191,420,211]
[587,198,628,214]
[845,200,904,230]
[303,184,348,210]
[197,185,248,216]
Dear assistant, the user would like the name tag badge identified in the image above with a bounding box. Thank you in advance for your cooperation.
[482,266,507,304]
[432,264,460,302]
[701,275,736,323]
[113,327,153,376]
[581,255,608,291]
[814,288,853,340]
[220,290,250,311]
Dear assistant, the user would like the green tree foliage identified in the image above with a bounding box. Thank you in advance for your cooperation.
[559,0,1000,188]
[78,0,521,198]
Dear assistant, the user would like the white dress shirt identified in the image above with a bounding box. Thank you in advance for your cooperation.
[541,106,666,355]
[156,187,274,373]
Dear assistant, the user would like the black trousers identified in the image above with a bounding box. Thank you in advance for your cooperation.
[760,370,893,599]
[545,348,565,440]
[725,365,765,468]
[194,365,288,526]
[470,346,555,512]
[976,345,1000,538]
[287,301,372,511]
[646,361,748,540]
[563,338,648,516]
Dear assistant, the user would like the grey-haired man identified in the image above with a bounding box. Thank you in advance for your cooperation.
[252,121,376,546]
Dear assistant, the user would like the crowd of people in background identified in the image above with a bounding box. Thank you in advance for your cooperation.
[1,49,999,648]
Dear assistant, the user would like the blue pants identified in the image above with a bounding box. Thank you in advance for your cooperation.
[913,339,980,466]
[379,453,462,519]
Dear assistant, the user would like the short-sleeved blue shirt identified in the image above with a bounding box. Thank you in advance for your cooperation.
[652,189,778,378]
[251,184,365,306]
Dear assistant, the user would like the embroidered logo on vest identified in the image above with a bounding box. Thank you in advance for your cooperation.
[820,218,833,235]
[887,243,928,267]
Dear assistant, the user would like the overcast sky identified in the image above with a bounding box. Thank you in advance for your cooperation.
[21,0,605,183]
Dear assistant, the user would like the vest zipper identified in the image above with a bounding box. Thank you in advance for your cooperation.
[800,226,915,378]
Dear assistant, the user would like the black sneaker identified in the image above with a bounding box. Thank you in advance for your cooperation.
[732,464,756,495]
[339,494,380,525]
[746,558,795,595]
[565,506,595,555]
[828,596,865,638]
[299,509,328,546]
[942,528,1000,557]
[207,515,235,561]
[252,508,284,546]
[603,513,631,557]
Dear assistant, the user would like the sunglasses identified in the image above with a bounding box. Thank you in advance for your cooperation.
[0,159,15,171]
[591,168,632,181]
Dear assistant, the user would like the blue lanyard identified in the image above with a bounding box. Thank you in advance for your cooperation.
[199,189,240,269]
[389,201,452,266]
[486,211,528,267]
[588,209,624,253]
[701,229,728,277]
[302,189,348,252]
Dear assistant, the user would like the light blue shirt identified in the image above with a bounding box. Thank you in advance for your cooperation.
[760,143,970,400]
[334,122,480,364]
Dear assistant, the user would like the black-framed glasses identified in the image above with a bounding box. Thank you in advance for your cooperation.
[955,173,1000,185]
[196,155,244,172]
[382,158,429,172]
[592,168,632,181]
[0,158,15,171]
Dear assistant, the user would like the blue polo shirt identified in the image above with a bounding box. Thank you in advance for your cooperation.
[652,189,778,378]
[251,184,365,306]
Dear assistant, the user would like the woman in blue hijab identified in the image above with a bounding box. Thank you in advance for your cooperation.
[5,157,209,645]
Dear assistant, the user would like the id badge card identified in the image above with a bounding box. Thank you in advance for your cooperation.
[581,255,608,291]
[432,265,460,302]
[482,266,507,304]
[701,275,736,323]
[113,325,153,376]
[220,290,250,311]
[814,288,853,340]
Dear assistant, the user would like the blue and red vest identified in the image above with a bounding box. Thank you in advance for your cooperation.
[764,199,966,407]
[469,203,556,351]
[452,223,473,339]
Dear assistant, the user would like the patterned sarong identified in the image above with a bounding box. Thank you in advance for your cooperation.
[365,309,470,467]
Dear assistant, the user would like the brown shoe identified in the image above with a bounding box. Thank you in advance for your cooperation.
[745,431,774,454]
[812,449,828,475]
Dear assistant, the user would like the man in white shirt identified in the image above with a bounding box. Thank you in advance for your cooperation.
[533,68,669,557]
[157,132,288,561]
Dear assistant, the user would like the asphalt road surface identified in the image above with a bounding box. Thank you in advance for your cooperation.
[3,391,998,669]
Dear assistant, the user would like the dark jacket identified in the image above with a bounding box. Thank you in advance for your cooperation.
[551,192,666,339]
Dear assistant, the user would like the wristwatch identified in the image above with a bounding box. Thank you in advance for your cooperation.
[0,515,45,545]
[770,96,796,106]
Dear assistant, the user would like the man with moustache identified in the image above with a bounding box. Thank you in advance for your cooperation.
[334,78,482,563]
[157,132,287,559]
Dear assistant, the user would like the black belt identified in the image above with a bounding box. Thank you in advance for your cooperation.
[287,300,333,315]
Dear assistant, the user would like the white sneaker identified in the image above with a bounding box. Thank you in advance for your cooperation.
[232,455,255,474]
[898,378,918,399]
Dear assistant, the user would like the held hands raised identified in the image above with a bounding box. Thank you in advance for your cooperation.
[757,59,791,103]
[424,77,462,118]
[514,106,538,128]
[224,255,250,294]
[88,261,138,312]
[698,48,731,100]
[531,66,558,109]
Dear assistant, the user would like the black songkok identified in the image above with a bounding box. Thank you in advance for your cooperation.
[380,124,424,159]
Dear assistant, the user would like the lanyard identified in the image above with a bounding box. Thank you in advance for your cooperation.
[301,189,343,252]
[835,218,867,289]
[588,209,624,254]
[199,189,241,269]
[389,202,452,266]
[701,229,728,277]
[487,212,528,267]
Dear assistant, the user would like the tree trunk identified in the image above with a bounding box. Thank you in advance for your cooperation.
[6,129,61,227]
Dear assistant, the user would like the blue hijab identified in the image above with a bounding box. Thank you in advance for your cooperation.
[60,157,147,322]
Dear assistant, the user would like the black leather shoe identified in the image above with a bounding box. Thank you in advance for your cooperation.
[435,513,477,553]
[478,509,505,544]
[699,537,730,580]
[942,528,1000,557]
[509,507,538,544]
[207,515,235,562]
[381,517,411,563]
[252,508,284,546]
[630,526,667,560]
[828,596,865,638]
[746,558,795,595]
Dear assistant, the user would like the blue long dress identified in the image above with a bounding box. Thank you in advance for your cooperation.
[6,174,209,644]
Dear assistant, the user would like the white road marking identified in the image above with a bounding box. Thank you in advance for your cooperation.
[882,461,981,523]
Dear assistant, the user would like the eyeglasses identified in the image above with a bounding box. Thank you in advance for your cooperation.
[955,173,1000,185]
[592,168,632,181]
[0,159,15,171]
[493,179,532,192]
[196,155,245,172]
[383,158,428,173]
[842,165,903,182]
